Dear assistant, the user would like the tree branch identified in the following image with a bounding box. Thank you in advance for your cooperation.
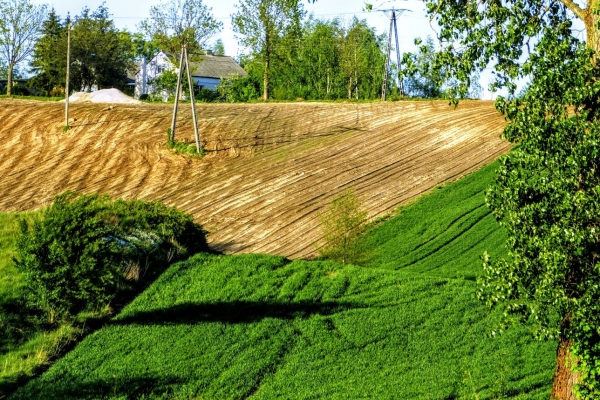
[558,0,586,21]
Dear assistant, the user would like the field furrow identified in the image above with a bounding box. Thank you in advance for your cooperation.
[0,100,509,258]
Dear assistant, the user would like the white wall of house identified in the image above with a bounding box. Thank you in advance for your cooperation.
[134,51,175,99]
[135,51,244,100]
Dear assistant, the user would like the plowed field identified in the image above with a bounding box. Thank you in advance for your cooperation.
[0,99,509,258]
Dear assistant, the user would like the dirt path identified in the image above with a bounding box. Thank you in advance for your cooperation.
[0,99,509,258]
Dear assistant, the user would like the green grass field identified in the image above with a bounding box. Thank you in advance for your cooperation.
[0,212,81,394]
[11,254,555,399]
[8,161,556,399]
[0,95,63,102]
[360,161,507,279]
[0,213,25,303]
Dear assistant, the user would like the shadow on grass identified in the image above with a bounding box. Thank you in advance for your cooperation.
[112,300,364,326]
[11,374,186,400]
[0,250,221,398]
[0,298,47,353]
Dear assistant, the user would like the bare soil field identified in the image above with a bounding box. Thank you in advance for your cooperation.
[0,99,509,258]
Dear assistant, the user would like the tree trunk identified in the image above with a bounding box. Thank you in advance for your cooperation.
[348,77,352,99]
[354,48,359,100]
[585,18,599,54]
[7,63,14,96]
[551,339,580,400]
[263,53,269,101]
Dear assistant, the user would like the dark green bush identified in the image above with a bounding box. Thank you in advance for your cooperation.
[1,84,29,96]
[14,192,207,322]
[195,88,219,102]
[217,74,260,103]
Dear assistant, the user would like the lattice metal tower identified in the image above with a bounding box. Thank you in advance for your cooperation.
[381,8,409,101]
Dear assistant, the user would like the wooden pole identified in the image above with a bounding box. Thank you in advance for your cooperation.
[184,46,202,153]
[170,47,185,142]
[65,20,71,128]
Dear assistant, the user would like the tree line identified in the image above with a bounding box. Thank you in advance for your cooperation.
[0,0,463,100]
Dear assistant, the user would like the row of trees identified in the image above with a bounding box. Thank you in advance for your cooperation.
[230,0,476,101]
[231,16,390,102]
[0,0,223,96]
[30,6,136,96]
[1,0,462,101]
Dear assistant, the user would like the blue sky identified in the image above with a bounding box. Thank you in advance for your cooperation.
[39,0,504,98]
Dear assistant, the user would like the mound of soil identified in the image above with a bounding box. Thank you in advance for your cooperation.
[66,89,140,104]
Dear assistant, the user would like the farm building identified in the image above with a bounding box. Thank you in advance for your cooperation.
[134,50,247,100]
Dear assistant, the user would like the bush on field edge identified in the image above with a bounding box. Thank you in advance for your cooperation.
[14,191,207,322]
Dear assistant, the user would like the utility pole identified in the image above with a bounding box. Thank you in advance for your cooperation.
[381,8,409,101]
[65,17,71,128]
[170,48,185,142]
[184,46,202,153]
[169,45,203,154]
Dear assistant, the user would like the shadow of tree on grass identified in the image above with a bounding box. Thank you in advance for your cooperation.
[112,300,365,326]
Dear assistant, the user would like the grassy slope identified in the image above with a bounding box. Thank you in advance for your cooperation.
[0,213,24,303]
[360,161,507,279]
[0,212,80,392]
[10,161,556,399]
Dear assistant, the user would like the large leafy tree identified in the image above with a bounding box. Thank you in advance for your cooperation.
[29,6,135,94]
[69,5,135,91]
[0,0,48,96]
[139,0,222,57]
[29,8,66,95]
[339,17,386,100]
[401,37,444,99]
[232,0,305,100]
[295,19,342,99]
[401,36,482,99]
[130,32,160,63]
[401,0,600,397]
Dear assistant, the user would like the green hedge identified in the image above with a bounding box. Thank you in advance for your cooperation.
[14,192,207,322]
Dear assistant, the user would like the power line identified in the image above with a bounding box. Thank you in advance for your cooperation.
[62,11,431,22]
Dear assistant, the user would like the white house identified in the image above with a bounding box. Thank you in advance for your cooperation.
[134,50,247,99]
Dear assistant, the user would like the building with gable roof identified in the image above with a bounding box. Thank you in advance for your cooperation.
[134,50,247,100]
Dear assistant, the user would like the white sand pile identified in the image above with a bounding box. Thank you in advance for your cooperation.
[65,88,140,104]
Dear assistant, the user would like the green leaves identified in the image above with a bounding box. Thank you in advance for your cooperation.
[13,192,207,322]
[69,5,135,91]
[139,0,222,56]
[0,0,48,95]
[318,188,368,266]
[232,0,305,100]
[423,0,600,394]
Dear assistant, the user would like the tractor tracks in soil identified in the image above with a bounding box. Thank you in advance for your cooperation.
[0,100,509,259]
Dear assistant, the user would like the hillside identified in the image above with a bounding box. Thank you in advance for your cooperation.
[0,99,509,258]
[10,164,555,399]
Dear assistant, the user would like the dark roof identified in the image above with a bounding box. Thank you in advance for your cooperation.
[134,52,248,80]
[189,55,247,79]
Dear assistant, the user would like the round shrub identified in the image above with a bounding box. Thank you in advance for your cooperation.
[14,192,207,322]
